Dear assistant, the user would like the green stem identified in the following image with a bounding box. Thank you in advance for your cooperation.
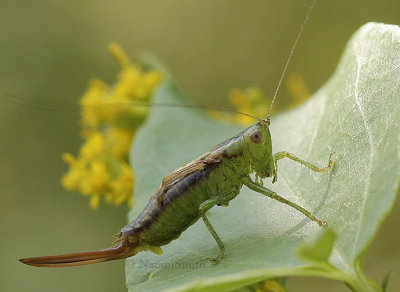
[305,261,381,292]
[344,261,382,292]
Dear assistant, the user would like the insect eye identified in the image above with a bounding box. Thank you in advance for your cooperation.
[250,130,263,144]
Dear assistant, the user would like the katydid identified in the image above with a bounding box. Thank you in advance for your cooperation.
[20,0,334,267]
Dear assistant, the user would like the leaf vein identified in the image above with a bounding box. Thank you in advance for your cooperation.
[351,50,374,258]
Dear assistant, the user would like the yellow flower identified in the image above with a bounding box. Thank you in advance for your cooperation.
[228,87,269,125]
[61,153,88,191]
[285,71,310,107]
[80,161,110,195]
[61,43,162,209]
[89,194,101,210]
[107,164,134,207]
[80,132,106,162]
[108,128,134,159]
[225,73,311,126]
[79,79,108,128]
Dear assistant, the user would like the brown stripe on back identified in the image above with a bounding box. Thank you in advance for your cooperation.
[123,161,221,234]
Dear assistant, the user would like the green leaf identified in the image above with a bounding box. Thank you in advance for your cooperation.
[381,271,392,292]
[126,23,400,292]
[297,229,336,264]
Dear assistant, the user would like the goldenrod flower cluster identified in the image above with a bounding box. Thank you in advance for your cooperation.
[228,87,269,125]
[228,72,310,125]
[285,71,310,107]
[253,279,286,292]
[61,43,162,209]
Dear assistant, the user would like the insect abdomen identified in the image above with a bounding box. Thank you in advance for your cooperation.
[124,157,247,247]
[127,163,219,246]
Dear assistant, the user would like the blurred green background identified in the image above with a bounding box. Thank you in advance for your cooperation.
[1,1,399,291]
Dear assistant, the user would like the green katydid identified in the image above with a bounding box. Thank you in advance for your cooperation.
[20,0,334,267]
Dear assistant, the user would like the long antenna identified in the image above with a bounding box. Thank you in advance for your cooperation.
[268,0,317,117]
[3,1,316,123]
[1,91,261,121]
